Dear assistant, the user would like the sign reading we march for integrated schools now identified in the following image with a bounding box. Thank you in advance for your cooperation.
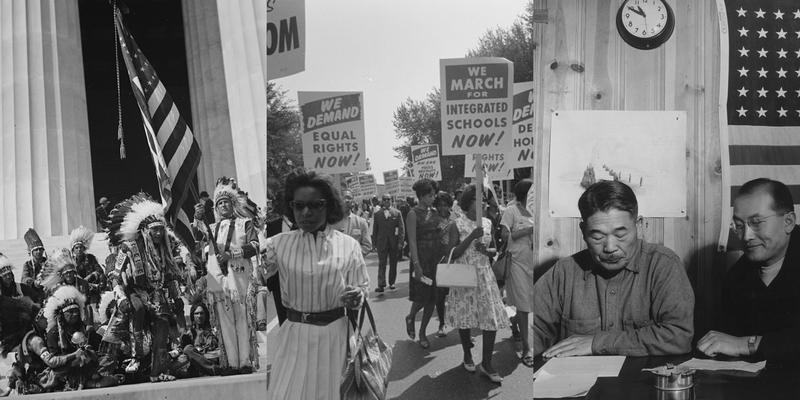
[298,91,367,174]
[411,144,442,180]
[512,81,534,168]
[440,57,514,156]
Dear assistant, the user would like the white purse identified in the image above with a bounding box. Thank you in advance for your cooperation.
[436,248,478,288]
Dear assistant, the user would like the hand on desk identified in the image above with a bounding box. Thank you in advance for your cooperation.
[542,334,594,358]
[696,330,749,357]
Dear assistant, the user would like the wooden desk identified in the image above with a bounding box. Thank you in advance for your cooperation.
[535,355,800,400]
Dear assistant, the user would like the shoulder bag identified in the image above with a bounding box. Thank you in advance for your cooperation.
[341,300,393,400]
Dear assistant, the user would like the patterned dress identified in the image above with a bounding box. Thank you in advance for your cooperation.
[264,226,369,400]
[446,215,510,331]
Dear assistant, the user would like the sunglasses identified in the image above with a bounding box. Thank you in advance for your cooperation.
[290,199,327,211]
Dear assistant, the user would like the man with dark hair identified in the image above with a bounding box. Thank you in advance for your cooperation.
[372,194,405,293]
[534,180,694,357]
[697,178,800,364]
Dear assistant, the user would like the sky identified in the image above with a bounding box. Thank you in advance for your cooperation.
[273,0,527,184]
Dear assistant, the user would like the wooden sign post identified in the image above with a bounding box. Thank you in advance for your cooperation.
[475,154,484,223]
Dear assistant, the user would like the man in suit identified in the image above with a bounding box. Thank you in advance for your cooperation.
[372,194,404,293]
[333,190,372,256]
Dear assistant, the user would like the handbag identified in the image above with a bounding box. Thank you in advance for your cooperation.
[340,301,393,400]
[436,248,478,288]
[487,228,510,285]
[491,250,511,286]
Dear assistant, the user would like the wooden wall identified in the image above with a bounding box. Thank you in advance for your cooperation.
[530,0,727,335]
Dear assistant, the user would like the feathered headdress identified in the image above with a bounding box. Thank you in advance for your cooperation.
[214,177,263,226]
[0,255,12,275]
[39,248,77,293]
[213,176,239,207]
[107,193,167,246]
[43,285,86,331]
[69,226,95,250]
[97,291,116,325]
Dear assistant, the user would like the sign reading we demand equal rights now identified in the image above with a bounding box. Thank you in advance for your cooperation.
[440,57,514,156]
[411,144,442,180]
[298,91,367,174]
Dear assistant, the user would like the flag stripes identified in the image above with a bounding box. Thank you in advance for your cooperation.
[114,6,200,251]
[729,145,800,165]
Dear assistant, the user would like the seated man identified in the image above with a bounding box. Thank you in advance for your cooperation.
[534,180,694,357]
[697,178,800,364]
[180,303,220,377]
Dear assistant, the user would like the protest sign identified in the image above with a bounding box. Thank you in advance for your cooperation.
[298,91,367,174]
[344,175,360,196]
[464,153,513,181]
[399,177,415,199]
[383,170,400,196]
[267,0,305,79]
[440,57,514,156]
[512,81,534,168]
[410,144,442,181]
[357,173,378,199]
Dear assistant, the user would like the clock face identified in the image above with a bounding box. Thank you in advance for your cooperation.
[620,0,670,39]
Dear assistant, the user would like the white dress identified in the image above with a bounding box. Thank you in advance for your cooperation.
[264,226,369,400]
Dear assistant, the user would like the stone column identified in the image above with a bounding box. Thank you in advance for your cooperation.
[0,0,95,240]
[182,0,267,206]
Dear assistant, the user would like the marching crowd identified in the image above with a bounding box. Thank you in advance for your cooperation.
[262,171,535,399]
[0,168,539,398]
[0,177,268,395]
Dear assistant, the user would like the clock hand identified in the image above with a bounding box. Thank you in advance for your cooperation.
[627,6,645,16]
[637,6,646,18]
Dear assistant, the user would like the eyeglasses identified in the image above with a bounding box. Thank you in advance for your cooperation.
[732,213,782,234]
[290,199,327,211]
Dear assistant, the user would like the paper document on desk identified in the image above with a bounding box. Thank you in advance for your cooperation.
[534,370,597,398]
[677,358,766,373]
[535,356,626,377]
[533,356,625,398]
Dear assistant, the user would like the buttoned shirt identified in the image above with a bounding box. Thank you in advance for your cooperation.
[264,226,369,313]
[534,240,694,356]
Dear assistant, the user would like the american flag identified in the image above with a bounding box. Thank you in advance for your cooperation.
[114,7,201,251]
[718,0,800,249]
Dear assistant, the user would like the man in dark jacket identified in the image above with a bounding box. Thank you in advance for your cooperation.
[698,178,800,366]
[372,194,405,292]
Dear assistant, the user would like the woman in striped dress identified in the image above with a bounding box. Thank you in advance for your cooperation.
[264,171,369,400]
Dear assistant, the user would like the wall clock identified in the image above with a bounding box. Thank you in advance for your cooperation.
[616,0,675,50]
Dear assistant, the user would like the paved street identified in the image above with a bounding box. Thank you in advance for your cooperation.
[265,253,533,399]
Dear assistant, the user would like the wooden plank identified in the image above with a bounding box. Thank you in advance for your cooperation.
[533,1,727,340]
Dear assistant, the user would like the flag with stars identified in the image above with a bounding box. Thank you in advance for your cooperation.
[114,6,201,251]
[718,0,800,250]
